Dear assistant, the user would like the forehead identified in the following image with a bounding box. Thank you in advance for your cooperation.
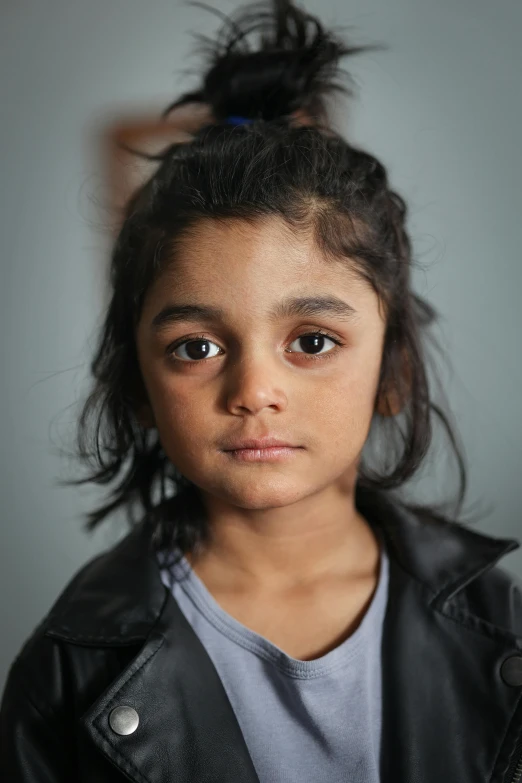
[151,216,374,303]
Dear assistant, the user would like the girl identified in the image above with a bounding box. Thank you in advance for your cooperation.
[2,1,522,781]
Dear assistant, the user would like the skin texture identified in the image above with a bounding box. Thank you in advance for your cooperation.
[134,216,396,656]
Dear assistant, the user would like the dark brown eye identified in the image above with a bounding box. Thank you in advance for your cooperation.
[170,338,221,362]
[287,333,339,355]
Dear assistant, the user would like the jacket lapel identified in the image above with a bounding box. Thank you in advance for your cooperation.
[47,492,522,783]
[80,593,261,783]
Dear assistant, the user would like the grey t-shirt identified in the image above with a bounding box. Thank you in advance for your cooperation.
[157,533,389,783]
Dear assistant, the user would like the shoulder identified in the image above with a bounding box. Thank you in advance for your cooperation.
[44,521,166,643]
[1,523,164,721]
[372,491,522,640]
[1,545,111,709]
[1,549,115,724]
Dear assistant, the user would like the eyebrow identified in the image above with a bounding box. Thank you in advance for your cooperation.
[151,295,359,332]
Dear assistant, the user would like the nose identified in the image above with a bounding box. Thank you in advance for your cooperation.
[224,352,288,416]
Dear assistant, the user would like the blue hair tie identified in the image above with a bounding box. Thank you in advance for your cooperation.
[225,115,253,126]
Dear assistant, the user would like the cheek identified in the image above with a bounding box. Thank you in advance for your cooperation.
[313,361,381,442]
[146,375,211,450]
[317,385,374,440]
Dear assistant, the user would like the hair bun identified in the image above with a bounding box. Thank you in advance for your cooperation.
[169,0,376,127]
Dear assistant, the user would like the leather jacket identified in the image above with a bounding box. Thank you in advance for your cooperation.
[2,491,522,783]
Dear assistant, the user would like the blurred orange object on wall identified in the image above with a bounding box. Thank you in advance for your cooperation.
[102,102,213,231]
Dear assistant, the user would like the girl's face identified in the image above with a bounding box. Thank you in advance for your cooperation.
[135,217,387,512]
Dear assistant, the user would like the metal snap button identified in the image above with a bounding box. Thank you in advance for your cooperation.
[500,655,522,687]
[109,706,140,735]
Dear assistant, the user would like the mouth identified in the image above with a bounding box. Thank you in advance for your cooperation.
[221,443,302,463]
[221,437,298,451]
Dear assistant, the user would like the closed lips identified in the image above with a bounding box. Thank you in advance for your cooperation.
[222,439,298,450]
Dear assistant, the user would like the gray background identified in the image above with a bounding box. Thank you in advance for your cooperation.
[1,0,521,690]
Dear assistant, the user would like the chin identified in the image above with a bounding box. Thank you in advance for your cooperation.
[207,475,309,510]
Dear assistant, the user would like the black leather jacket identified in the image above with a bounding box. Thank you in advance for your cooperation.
[2,494,522,783]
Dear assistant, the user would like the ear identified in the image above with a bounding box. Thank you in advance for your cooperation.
[376,348,412,417]
[376,385,403,417]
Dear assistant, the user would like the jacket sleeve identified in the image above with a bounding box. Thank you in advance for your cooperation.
[0,642,73,782]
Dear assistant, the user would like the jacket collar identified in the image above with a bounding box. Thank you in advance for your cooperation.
[45,488,519,644]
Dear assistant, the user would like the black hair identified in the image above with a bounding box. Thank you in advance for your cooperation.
[60,0,490,563]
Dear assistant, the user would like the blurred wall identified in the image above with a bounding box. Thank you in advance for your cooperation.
[1,0,521,689]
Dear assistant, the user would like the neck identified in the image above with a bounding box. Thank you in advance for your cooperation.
[185,485,380,595]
